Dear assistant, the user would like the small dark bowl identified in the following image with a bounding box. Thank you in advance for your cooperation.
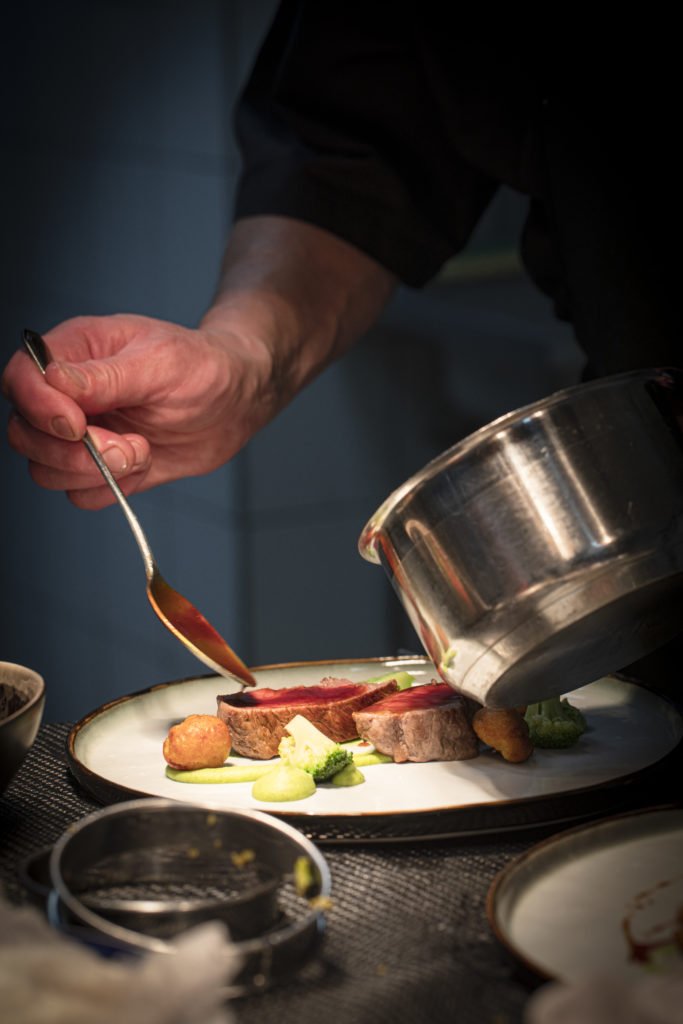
[0,661,45,794]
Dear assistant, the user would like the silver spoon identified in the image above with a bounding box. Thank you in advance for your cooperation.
[22,328,256,689]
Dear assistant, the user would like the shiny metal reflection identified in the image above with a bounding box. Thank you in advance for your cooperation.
[360,369,683,707]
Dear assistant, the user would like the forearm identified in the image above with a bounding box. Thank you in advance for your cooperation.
[200,215,397,407]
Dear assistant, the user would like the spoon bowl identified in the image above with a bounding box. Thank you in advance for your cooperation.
[23,328,256,689]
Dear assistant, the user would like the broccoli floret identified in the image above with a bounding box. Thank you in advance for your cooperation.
[524,696,587,749]
[278,715,353,781]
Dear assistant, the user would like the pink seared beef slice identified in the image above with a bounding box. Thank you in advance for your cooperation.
[216,677,400,759]
[352,682,480,763]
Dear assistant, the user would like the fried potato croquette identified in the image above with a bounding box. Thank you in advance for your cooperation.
[472,707,533,763]
[163,713,231,770]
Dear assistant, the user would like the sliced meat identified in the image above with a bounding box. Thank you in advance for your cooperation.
[352,682,479,763]
[216,677,400,759]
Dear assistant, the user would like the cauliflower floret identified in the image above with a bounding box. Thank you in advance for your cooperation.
[278,715,352,781]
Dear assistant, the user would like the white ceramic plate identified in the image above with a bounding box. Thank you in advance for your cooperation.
[488,805,683,980]
[68,657,682,842]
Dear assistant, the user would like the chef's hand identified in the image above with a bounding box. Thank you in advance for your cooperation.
[2,313,276,509]
[2,217,395,510]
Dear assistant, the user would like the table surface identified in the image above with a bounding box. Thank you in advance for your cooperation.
[1,721,680,1024]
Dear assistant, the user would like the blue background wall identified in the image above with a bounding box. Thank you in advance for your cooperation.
[1,2,584,722]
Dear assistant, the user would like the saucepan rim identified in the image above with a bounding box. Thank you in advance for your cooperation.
[359,365,681,563]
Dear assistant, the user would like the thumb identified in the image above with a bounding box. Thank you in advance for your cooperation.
[45,354,150,415]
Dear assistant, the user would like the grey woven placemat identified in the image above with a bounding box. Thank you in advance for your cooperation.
[4,722,675,1024]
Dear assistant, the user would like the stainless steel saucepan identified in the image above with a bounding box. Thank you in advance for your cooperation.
[359,368,683,707]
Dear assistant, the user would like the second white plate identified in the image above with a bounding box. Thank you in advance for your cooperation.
[488,805,683,980]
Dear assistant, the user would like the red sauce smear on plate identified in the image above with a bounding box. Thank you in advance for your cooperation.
[621,876,682,965]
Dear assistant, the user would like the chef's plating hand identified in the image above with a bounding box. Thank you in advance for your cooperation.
[3,314,275,509]
[2,217,395,509]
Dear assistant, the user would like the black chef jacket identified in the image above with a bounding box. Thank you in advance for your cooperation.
[233,5,683,696]
[233,2,681,378]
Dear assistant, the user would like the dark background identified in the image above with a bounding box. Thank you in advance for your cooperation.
[1,1,584,722]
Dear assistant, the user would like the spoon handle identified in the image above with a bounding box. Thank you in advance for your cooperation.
[22,329,155,580]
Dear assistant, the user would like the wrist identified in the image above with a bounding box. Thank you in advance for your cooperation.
[201,216,395,402]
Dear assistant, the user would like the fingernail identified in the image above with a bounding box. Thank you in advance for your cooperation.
[102,445,128,473]
[54,362,88,389]
[51,415,77,440]
[130,438,148,467]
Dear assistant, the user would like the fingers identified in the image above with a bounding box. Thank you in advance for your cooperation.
[66,468,152,511]
[44,357,137,417]
[41,315,187,415]
[2,314,177,434]
[2,349,87,441]
[8,414,151,490]
[66,443,177,510]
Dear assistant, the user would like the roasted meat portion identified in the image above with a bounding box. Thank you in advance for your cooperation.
[352,682,479,763]
[216,677,400,759]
